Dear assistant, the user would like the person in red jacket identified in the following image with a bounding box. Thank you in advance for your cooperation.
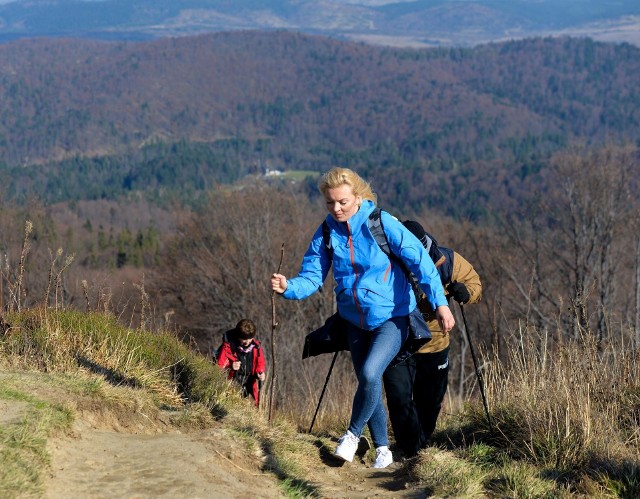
[216,319,266,406]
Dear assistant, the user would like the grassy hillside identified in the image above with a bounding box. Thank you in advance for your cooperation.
[1,304,638,497]
[0,308,321,497]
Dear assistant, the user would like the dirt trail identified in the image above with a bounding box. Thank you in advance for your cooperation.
[2,371,425,498]
[45,420,283,499]
[44,419,426,498]
[304,446,427,498]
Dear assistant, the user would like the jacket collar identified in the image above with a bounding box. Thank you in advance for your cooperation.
[325,199,376,237]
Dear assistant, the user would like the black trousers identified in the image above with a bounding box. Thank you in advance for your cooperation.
[383,347,450,456]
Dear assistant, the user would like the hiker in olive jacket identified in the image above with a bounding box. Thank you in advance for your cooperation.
[383,221,482,457]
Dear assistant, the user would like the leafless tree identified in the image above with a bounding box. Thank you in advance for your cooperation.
[549,144,637,345]
[489,143,638,348]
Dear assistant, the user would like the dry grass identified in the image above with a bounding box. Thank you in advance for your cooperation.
[423,324,640,497]
[411,446,488,497]
[487,328,639,468]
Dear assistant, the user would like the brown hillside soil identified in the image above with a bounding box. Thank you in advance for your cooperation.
[47,430,423,498]
[44,417,425,498]
[45,423,283,499]
[2,372,424,498]
[303,444,426,498]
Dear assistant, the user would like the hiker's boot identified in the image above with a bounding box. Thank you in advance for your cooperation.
[333,431,359,462]
[372,446,393,468]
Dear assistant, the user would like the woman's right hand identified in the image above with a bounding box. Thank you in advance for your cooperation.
[271,273,288,294]
[436,305,455,334]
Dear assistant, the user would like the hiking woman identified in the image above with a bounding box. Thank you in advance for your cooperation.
[270,167,454,468]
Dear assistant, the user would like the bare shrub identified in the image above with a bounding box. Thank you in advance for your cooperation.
[0,204,76,312]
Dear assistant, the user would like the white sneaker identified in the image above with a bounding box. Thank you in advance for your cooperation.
[334,431,359,462]
[372,446,393,468]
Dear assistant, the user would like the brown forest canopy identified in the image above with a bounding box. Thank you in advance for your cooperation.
[0,32,638,219]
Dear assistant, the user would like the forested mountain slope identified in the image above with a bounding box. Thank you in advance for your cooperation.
[0,31,638,217]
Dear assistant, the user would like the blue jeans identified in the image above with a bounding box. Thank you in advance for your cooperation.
[346,316,409,448]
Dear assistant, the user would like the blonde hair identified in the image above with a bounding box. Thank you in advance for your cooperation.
[318,167,377,204]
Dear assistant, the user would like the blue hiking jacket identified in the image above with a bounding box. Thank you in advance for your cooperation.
[282,200,448,330]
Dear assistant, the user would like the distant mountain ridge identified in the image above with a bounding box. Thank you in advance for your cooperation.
[0,0,638,48]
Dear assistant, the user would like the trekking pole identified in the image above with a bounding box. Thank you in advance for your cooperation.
[308,350,339,434]
[459,304,492,427]
[268,243,285,424]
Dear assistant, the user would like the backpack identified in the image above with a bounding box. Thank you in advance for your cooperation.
[212,329,233,362]
[321,207,448,296]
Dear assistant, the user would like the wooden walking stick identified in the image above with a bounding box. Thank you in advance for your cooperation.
[268,243,285,423]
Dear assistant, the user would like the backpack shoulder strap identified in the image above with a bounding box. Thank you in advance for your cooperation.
[368,208,422,298]
[325,209,394,261]
[367,207,391,258]
[438,246,454,284]
[322,220,332,258]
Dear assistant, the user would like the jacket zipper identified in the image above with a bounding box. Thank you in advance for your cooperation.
[346,221,365,329]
